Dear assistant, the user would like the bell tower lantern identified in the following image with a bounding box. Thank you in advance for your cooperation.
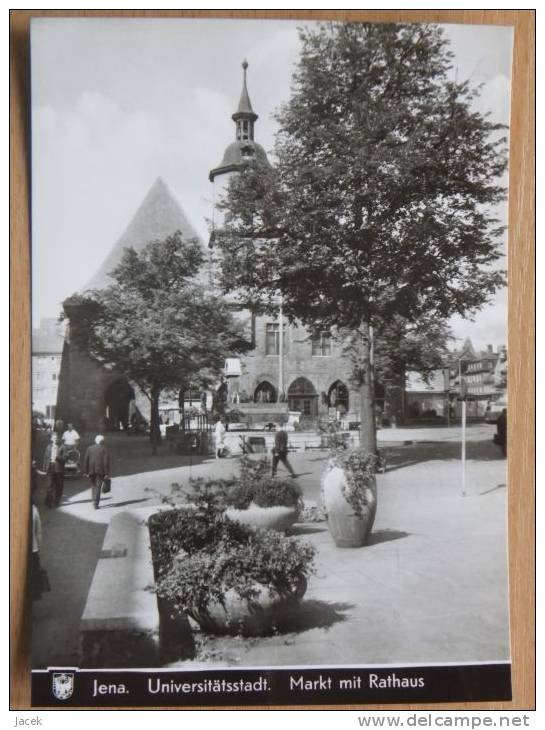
[232,59,258,142]
[209,60,270,183]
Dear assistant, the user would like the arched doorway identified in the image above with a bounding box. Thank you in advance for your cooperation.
[327,380,349,413]
[254,381,277,404]
[288,377,318,416]
[104,378,134,431]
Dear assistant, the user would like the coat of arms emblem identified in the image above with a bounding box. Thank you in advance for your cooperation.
[52,672,74,700]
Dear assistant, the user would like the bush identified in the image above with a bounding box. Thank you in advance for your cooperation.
[182,456,303,512]
[156,529,316,614]
[148,507,252,577]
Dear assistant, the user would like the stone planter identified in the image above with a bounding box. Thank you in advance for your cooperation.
[224,502,300,532]
[321,465,377,548]
[188,576,307,636]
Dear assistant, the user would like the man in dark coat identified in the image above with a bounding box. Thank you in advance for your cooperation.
[43,433,68,507]
[496,408,507,457]
[84,435,111,510]
[272,424,296,478]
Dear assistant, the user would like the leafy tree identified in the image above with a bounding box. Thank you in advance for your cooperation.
[371,313,452,384]
[65,232,250,453]
[215,22,507,451]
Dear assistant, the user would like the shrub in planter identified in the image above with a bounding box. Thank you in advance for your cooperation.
[176,457,302,533]
[148,504,250,578]
[151,506,315,636]
[321,448,378,548]
[224,456,303,532]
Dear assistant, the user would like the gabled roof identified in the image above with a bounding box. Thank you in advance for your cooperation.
[84,178,205,291]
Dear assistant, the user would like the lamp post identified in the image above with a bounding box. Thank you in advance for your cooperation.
[459,358,467,498]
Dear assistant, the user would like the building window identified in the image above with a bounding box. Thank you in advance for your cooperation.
[265,323,279,355]
[311,332,331,356]
[265,323,287,355]
[52,373,57,381]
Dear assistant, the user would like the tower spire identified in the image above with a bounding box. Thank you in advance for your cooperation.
[232,59,257,140]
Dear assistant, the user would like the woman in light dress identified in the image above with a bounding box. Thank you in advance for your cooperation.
[214,417,226,459]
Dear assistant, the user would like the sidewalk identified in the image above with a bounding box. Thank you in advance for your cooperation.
[32,435,509,669]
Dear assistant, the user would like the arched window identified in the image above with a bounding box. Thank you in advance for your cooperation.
[254,381,277,404]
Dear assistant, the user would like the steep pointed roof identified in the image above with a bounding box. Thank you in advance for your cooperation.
[460,337,477,358]
[84,178,204,290]
[232,59,257,122]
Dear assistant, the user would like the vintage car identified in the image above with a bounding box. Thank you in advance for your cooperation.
[484,399,507,424]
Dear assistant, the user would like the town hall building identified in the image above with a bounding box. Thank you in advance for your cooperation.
[207,61,363,427]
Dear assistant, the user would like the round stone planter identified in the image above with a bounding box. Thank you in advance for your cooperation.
[224,502,300,533]
[188,576,307,636]
[321,465,377,548]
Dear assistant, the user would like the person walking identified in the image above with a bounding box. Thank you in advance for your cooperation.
[83,435,110,510]
[30,462,46,601]
[214,417,226,459]
[31,500,44,600]
[43,433,68,508]
[272,423,296,478]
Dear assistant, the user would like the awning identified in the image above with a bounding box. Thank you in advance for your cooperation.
[224,358,242,377]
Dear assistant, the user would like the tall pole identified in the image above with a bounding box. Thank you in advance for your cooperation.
[278,299,284,399]
[459,358,467,497]
[461,399,467,497]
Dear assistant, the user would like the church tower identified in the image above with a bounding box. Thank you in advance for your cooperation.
[209,60,270,210]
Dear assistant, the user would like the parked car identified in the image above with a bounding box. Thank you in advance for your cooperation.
[484,399,507,424]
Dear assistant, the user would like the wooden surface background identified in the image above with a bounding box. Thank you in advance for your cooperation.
[9,9,535,711]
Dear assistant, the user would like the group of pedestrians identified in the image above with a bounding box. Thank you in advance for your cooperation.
[42,422,79,507]
[32,428,111,603]
[40,426,111,510]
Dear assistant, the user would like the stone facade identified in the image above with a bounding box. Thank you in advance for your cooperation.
[32,318,65,423]
[232,316,358,422]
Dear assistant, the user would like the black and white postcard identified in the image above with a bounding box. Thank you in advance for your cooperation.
[30,17,513,707]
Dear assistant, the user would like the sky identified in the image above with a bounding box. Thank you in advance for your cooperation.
[31,18,513,352]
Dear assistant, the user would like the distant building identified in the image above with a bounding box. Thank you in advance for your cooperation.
[405,339,508,421]
[32,318,65,423]
[405,370,449,420]
[447,340,506,417]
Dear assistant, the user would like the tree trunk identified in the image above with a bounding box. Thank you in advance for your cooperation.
[398,363,406,426]
[150,389,162,455]
[359,321,377,453]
